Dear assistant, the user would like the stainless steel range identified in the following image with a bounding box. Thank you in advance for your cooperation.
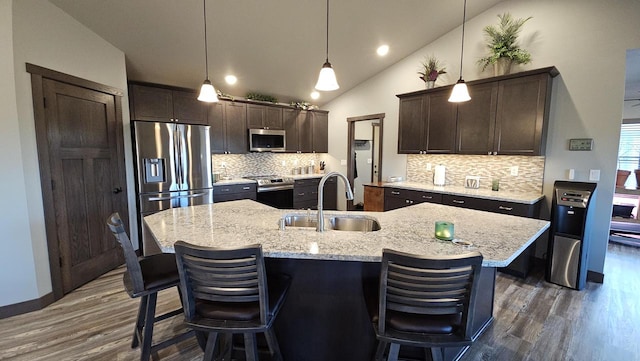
[244,175,294,208]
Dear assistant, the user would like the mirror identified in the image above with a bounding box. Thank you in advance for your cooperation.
[346,113,384,211]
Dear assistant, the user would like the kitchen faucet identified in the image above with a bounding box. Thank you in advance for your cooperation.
[317,172,354,232]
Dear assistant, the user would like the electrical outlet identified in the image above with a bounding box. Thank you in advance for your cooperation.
[589,169,600,181]
[281,160,286,166]
[568,169,575,180]
[510,166,519,176]
[340,159,347,166]
[426,163,432,171]
[220,162,226,168]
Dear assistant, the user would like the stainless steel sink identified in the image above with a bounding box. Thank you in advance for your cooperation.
[281,214,381,232]
[282,214,317,228]
[329,216,381,232]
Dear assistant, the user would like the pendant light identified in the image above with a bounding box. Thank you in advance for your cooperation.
[315,0,339,91]
[449,0,471,102]
[197,0,219,102]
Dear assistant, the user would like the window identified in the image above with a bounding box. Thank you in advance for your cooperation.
[618,121,640,187]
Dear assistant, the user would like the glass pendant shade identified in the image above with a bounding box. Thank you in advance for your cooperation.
[448,79,471,102]
[198,79,219,102]
[315,61,339,91]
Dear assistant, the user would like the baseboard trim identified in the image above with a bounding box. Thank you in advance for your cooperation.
[587,270,604,284]
[0,292,55,319]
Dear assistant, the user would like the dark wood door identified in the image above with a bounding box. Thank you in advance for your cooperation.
[42,78,126,295]
[283,108,299,152]
[224,102,248,153]
[265,106,283,129]
[172,90,208,125]
[208,102,226,154]
[129,84,173,122]
[297,111,313,153]
[312,112,328,153]
[456,82,498,154]
[246,104,265,129]
[494,74,548,155]
[426,90,457,153]
[397,95,425,154]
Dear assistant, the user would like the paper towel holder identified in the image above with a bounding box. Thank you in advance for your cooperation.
[433,165,446,186]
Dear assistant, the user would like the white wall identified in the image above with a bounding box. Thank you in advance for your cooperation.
[0,0,134,307]
[325,0,640,275]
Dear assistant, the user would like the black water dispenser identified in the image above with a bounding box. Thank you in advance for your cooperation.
[546,181,597,290]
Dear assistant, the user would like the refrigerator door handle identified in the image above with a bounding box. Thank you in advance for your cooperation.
[148,192,209,202]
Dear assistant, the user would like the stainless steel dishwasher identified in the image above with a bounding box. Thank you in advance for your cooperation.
[546,181,597,290]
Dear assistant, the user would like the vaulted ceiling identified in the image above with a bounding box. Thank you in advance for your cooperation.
[49,0,506,105]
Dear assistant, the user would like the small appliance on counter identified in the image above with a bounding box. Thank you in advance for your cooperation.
[433,165,446,186]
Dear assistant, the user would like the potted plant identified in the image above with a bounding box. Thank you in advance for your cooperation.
[418,55,446,89]
[477,13,533,76]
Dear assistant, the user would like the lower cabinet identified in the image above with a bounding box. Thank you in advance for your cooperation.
[213,183,257,203]
[293,177,336,210]
[384,187,442,211]
[441,194,539,217]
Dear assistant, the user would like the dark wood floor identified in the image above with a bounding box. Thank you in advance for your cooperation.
[1,242,638,361]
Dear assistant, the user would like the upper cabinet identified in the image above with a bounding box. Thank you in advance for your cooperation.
[398,88,457,154]
[284,109,329,153]
[129,83,208,125]
[208,101,247,154]
[398,67,558,156]
[247,104,283,130]
[129,82,328,154]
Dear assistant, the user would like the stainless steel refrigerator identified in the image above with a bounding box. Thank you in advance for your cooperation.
[133,121,213,254]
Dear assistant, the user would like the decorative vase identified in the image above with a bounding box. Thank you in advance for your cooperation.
[494,58,513,76]
[425,80,435,89]
[616,169,631,188]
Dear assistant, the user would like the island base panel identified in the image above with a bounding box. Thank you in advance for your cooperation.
[265,258,496,361]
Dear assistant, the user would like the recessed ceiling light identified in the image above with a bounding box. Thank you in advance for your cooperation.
[225,75,237,85]
[310,91,320,100]
[377,45,389,56]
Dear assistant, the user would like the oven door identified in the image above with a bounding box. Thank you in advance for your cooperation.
[256,188,293,209]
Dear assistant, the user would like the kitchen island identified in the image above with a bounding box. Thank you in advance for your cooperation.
[145,200,549,360]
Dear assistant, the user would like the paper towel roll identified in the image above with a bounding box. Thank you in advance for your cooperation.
[433,165,446,186]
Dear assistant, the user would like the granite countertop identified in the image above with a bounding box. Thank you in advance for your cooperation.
[365,181,544,204]
[144,200,549,267]
[212,178,256,186]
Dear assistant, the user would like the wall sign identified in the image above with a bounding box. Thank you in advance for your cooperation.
[569,138,594,151]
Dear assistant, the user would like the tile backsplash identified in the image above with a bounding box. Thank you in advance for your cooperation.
[212,153,329,178]
[407,154,545,193]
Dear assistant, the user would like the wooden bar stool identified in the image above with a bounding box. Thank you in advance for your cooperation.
[370,248,483,361]
[107,213,194,361]
[174,241,291,361]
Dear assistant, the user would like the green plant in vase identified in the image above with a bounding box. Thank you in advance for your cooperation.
[418,55,446,89]
[477,13,532,75]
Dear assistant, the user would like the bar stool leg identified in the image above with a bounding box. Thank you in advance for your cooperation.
[139,293,157,361]
[387,343,400,361]
[243,333,258,361]
[264,328,282,361]
[131,295,148,348]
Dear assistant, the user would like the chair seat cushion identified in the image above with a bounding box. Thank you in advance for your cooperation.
[131,253,180,291]
[195,273,291,322]
[386,310,462,334]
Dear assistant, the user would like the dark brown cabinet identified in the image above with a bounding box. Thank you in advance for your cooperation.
[247,104,283,129]
[129,83,207,125]
[397,88,457,154]
[213,183,257,203]
[283,110,329,153]
[208,101,247,154]
[293,177,336,210]
[398,67,558,156]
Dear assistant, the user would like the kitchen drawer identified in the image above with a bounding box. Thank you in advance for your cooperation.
[294,187,318,203]
[384,187,442,211]
[213,183,257,202]
[441,194,534,217]
[294,199,318,210]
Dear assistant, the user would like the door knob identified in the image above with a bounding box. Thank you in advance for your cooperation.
[113,187,123,194]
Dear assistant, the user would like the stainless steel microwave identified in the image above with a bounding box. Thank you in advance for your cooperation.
[249,129,286,152]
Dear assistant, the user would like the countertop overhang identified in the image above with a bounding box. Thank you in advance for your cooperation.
[145,200,549,267]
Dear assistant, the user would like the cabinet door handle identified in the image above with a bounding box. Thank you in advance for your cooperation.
[499,206,513,211]
[391,191,400,195]
[422,195,432,199]
[297,192,305,196]
[452,200,465,204]
[242,186,251,190]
